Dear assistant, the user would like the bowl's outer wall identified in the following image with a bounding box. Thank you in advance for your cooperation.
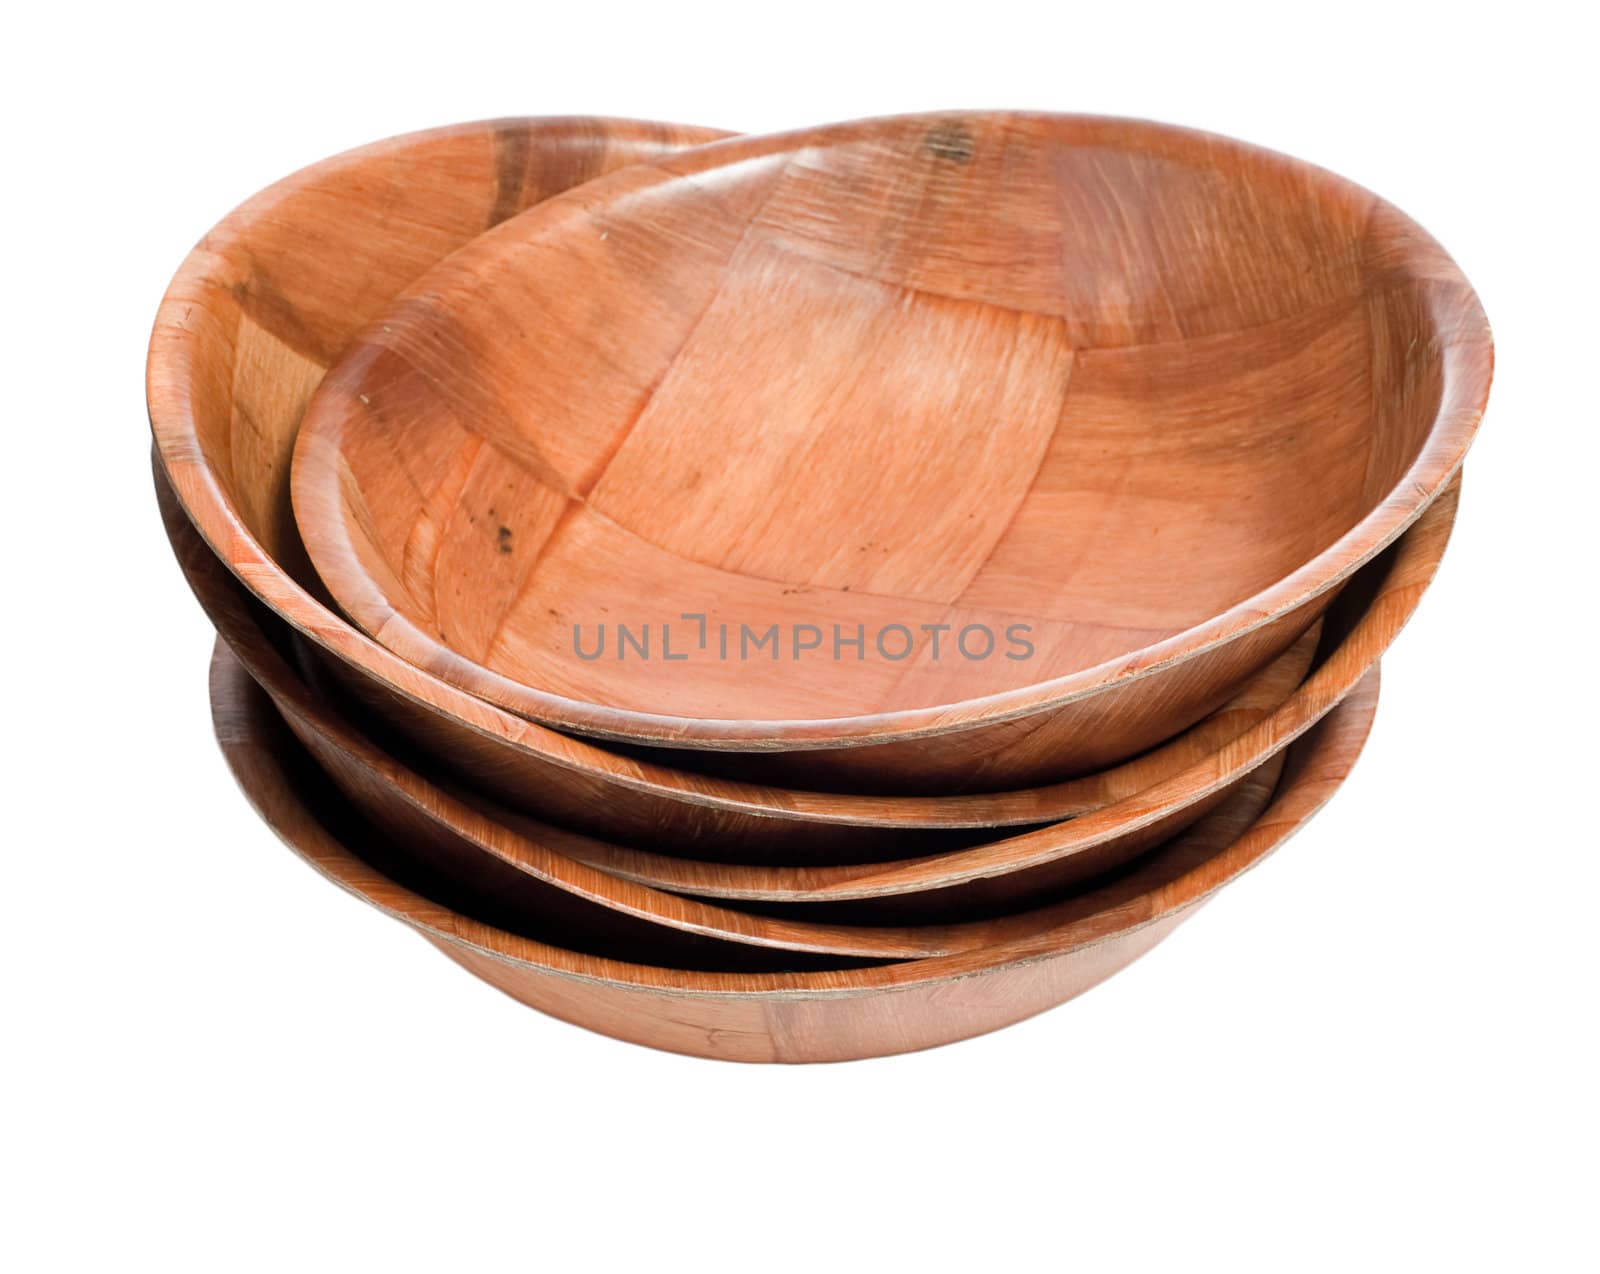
[211,641,1379,1062]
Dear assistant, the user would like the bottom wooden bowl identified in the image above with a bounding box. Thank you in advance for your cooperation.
[212,643,1379,1062]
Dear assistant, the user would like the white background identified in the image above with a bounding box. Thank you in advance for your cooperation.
[5,2,1595,1269]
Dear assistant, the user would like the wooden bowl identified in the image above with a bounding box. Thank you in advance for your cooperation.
[212,638,1379,1061]
[143,117,1330,856]
[292,111,1490,789]
[168,457,1453,919]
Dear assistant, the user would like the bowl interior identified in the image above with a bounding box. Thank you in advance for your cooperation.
[296,112,1471,726]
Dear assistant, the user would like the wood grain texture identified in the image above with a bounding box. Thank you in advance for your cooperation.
[470,478,1455,918]
[148,117,1313,850]
[211,642,1379,1062]
[160,459,1451,915]
[156,462,1315,858]
[166,449,1285,958]
[292,111,1490,789]
[162,446,1308,933]
[204,529,1283,957]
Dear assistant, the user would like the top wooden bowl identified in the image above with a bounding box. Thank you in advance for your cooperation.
[292,111,1490,787]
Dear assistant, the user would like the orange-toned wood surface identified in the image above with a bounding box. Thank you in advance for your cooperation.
[293,111,1490,788]
[164,451,1299,928]
[169,450,1285,958]
[467,480,1455,917]
[211,643,1379,1062]
[151,118,1311,849]
[168,455,1454,919]
[158,454,1310,855]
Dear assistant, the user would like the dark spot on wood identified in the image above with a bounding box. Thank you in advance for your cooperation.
[497,524,513,554]
[925,122,974,164]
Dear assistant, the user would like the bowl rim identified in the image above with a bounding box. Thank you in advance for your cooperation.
[210,637,1381,997]
[286,109,1493,750]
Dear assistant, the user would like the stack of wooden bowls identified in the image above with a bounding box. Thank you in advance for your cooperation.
[149,113,1491,1061]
